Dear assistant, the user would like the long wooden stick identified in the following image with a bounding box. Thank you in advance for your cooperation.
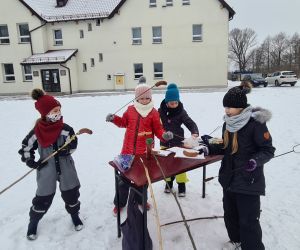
[140,158,163,250]
[0,128,92,196]
[152,154,197,250]
[161,215,224,227]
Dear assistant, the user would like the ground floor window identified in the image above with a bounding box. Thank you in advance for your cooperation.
[134,63,143,79]
[2,63,15,82]
[154,62,163,78]
[22,65,32,81]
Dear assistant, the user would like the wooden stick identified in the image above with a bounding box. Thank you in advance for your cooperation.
[161,215,224,227]
[140,158,163,250]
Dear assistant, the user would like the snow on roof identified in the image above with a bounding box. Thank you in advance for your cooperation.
[21,0,123,22]
[21,49,78,65]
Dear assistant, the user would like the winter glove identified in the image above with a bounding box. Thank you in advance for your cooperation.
[26,159,48,170]
[200,135,213,146]
[106,113,114,122]
[198,146,209,156]
[162,131,174,141]
[245,159,257,172]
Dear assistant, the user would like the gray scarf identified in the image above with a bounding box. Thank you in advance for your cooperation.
[223,105,253,133]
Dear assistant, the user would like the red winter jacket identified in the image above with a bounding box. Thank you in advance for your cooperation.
[112,105,165,155]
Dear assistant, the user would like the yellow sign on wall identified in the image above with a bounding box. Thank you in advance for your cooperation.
[115,75,124,85]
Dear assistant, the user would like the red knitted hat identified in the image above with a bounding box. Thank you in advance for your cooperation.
[31,89,61,117]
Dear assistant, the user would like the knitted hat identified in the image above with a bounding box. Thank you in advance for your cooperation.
[138,76,146,84]
[223,82,252,108]
[31,89,61,117]
[135,84,152,100]
[165,83,180,102]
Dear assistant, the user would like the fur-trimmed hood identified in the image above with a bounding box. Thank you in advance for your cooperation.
[252,107,272,123]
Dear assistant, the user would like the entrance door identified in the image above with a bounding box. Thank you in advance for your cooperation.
[41,69,61,92]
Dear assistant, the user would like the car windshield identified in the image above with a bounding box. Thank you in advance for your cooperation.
[251,74,264,80]
[282,72,295,76]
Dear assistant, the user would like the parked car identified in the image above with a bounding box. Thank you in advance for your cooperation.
[242,74,268,87]
[265,71,298,86]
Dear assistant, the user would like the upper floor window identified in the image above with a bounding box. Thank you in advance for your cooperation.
[182,0,190,5]
[166,0,173,6]
[18,23,30,43]
[134,63,143,79]
[91,58,95,67]
[2,63,15,82]
[88,23,92,31]
[99,53,103,62]
[83,63,87,72]
[149,0,156,7]
[53,29,63,45]
[80,30,84,38]
[154,62,163,78]
[152,26,162,44]
[192,24,202,42]
[22,65,32,81]
[0,25,10,44]
[96,19,101,26]
[132,27,142,45]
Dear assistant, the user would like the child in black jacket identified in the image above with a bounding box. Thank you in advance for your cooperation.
[206,82,275,250]
[159,83,199,197]
[18,89,83,240]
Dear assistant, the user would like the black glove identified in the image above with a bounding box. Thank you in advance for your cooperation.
[26,159,48,170]
[57,147,70,157]
[201,135,213,146]
[198,146,209,156]
[106,113,114,122]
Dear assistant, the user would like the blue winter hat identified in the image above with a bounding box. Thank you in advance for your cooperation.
[165,83,180,102]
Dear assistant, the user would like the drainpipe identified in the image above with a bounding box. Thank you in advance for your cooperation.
[29,22,47,55]
[60,64,72,94]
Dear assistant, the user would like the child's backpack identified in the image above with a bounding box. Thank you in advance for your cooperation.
[121,190,153,250]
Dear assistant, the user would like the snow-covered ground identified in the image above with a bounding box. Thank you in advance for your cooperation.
[1,81,300,250]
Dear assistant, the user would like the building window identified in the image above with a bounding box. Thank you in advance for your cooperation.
[83,63,87,72]
[2,64,15,82]
[153,62,163,78]
[192,24,202,41]
[152,26,162,44]
[18,23,30,43]
[132,27,142,45]
[99,53,103,62]
[134,63,143,79]
[96,19,101,26]
[166,0,173,6]
[149,0,156,7]
[54,29,63,45]
[80,30,84,38]
[88,23,92,31]
[182,0,190,5]
[91,58,95,67]
[107,74,111,80]
[22,65,32,81]
[0,25,10,44]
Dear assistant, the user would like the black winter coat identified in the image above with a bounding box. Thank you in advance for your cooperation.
[209,107,275,196]
[158,100,199,148]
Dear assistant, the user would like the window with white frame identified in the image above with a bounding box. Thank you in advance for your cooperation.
[83,63,87,72]
[152,26,162,44]
[192,24,202,41]
[54,29,63,45]
[91,58,95,67]
[0,25,10,44]
[132,27,142,45]
[18,23,30,43]
[134,63,143,79]
[149,0,156,7]
[80,30,84,38]
[153,62,163,78]
[22,65,32,81]
[166,0,173,6]
[182,0,190,5]
[2,64,15,82]
[88,23,92,31]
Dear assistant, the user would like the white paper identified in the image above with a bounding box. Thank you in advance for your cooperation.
[166,147,205,159]
[152,149,173,157]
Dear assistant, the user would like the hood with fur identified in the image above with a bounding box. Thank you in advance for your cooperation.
[252,107,272,123]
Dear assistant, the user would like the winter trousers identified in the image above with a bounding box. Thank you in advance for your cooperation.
[223,190,264,250]
[29,186,81,222]
[113,176,147,208]
[166,172,189,184]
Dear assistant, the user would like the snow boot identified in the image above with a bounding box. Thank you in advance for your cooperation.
[71,213,83,231]
[178,183,186,197]
[26,219,39,240]
[164,180,174,193]
[222,241,242,250]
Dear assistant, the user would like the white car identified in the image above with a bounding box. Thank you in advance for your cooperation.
[265,71,297,86]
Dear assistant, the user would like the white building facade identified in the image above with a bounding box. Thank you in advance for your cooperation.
[0,0,235,95]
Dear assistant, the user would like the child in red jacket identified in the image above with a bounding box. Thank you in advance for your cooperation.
[106,80,173,216]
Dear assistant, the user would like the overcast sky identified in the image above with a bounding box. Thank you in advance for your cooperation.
[226,0,300,43]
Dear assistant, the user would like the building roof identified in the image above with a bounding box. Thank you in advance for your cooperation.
[19,0,234,22]
[19,0,125,22]
[21,49,78,65]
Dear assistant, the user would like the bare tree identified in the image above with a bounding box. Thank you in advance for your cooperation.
[270,32,288,69]
[229,28,257,71]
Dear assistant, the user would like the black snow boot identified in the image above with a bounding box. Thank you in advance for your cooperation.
[27,219,39,240]
[71,213,83,231]
[164,180,174,193]
[178,183,186,197]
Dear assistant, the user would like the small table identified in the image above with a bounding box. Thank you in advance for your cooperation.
[109,153,223,240]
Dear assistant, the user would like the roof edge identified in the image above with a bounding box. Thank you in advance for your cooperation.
[108,0,127,19]
[18,0,46,22]
[219,0,235,19]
